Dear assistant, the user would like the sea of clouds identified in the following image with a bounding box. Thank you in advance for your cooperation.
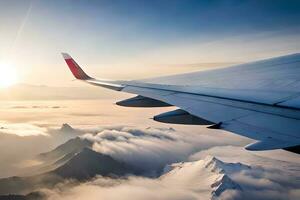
[45,126,300,200]
[0,119,299,200]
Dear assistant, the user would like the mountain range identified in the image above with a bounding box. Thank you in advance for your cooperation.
[0,135,135,196]
[0,124,256,199]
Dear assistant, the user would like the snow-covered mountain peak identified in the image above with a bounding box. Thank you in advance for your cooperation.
[203,156,226,173]
[161,156,244,199]
[211,174,242,197]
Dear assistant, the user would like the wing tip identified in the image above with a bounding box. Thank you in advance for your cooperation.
[61,52,92,80]
[62,52,72,59]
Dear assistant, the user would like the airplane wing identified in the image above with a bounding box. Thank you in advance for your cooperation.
[62,52,300,154]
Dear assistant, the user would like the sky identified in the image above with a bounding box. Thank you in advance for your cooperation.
[0,0,300,86]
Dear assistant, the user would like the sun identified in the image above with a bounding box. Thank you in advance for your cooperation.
[0,62,18,88]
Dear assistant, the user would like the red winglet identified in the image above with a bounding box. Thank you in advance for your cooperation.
[62,53,91,80]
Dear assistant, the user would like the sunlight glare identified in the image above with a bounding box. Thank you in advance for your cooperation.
[0,62,18,88]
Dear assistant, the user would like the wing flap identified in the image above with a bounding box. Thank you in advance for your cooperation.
[123,85,300,149]
[123,86,255,123]
[245,139,300,151]
[278,95,300,109]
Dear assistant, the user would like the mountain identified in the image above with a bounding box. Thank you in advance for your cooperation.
[26,135,93,175]
[0,173,63,195]
[0,135,251,198]
[0,192,46,200]
[0,147,134,195]
[161,156,244,199]
[60,123,75,133]
[0,148,254,199]
[38,137,93,163]
[58,123,82,136]
[53,148,131,180]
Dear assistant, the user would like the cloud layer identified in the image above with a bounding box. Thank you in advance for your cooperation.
[44,145,300,200]
[42,126,300,200]
[80,126,244,175]
[0,99,298,200]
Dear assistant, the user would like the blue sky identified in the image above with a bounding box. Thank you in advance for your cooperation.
[0,0,299,85]
[32,0,300,38]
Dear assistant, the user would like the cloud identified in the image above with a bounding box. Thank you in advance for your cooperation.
[188,145,300,166]
[229,168,300,200]
[80,126,244,175]
[189,146,300,200]
[0,121,48,136]
[46,176,198,200]
[9,105,62,109]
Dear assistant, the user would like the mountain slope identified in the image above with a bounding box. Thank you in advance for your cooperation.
[0,148,133,195]
[38,137,92,163]
[53,148,131,180]
[161,156,243,199]
[0,192,46,200]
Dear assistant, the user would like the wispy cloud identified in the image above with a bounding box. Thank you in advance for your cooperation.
[0,121,48,136]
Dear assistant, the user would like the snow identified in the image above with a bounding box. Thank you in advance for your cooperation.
[160,156,244,199]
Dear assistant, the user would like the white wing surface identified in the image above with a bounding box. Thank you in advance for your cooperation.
[62,53,300,153]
